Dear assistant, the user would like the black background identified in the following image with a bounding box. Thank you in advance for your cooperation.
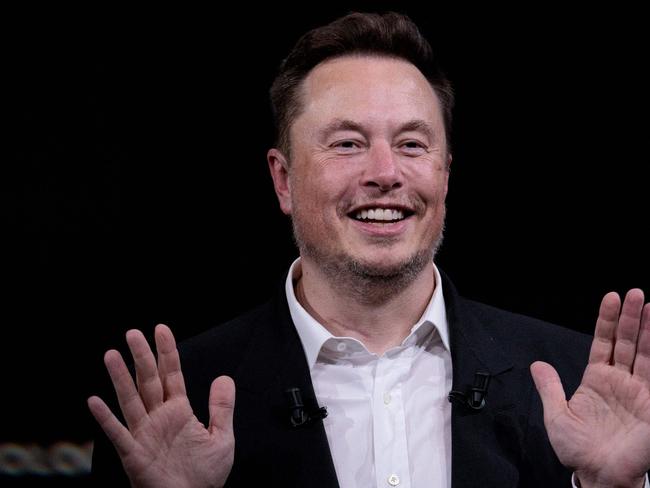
[3,3,648,484]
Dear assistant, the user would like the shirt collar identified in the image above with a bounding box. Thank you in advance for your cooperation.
[285,257,450,370]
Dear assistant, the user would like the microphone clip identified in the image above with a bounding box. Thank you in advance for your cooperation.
[448,371,490,410]
[285,387,328,427]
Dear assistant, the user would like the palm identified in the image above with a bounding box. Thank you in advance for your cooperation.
[120,397,229,487]
[88,325,235,488]
[548,364,650,479]
[532,289,650,487]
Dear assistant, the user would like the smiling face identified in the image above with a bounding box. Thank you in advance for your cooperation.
[268,55,451,281]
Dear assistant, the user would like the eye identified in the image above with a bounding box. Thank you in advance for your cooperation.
[400,140,428,156]
[334,140,357,148]
[331,140,363,152]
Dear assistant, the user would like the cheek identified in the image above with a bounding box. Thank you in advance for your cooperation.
[291,175,338,225]
[414,171,447,202]
[303,171,352,213]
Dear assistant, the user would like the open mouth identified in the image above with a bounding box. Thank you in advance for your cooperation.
[347,206,415,224]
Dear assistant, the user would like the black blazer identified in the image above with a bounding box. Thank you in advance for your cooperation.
[91,270,592,487]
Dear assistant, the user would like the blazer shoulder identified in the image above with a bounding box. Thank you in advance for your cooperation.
[177,299,276,379]
[461,297,592,369]
[181,301,272,349]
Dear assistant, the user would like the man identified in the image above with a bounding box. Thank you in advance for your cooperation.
[88,12,650,487]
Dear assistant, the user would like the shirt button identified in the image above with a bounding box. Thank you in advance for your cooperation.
[388,474,400,486]
[383,392,391,405]
[336,342,347,352]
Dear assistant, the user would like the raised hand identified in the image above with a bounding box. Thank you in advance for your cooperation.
[87,324,235,488]
[531,289,650,488]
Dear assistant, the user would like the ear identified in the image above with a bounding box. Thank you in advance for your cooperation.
[444,153,452,196]
[267,148,293,215]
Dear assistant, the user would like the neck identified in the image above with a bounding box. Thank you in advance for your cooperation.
[295,257,436,355]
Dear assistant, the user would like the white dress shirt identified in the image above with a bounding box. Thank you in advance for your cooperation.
[286,258,452,488]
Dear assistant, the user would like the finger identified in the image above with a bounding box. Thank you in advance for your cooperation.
[208,376,236,435]
[104,349,148,430]
[530,361,567,424]
[613,289,645,372]
[632,302,650,381]
[588,292,620,364]
[154,324,187,399]
[125,329,164,411]
[87,395,136,457]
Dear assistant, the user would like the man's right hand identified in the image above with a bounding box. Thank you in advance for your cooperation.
[87,324,235,488]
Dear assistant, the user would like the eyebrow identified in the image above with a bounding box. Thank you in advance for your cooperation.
[318,118,436,140]
[319,119,365,139]
[399,119,435,140]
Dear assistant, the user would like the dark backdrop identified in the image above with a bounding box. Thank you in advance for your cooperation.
[3,3,648,485]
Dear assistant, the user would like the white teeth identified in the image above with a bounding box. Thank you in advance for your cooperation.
[353,208,406,221]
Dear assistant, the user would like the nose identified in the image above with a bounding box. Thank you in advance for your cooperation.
[360,142,403,192]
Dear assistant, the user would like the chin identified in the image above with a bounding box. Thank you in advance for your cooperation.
[345,249,433,279]
[351,242,417,266]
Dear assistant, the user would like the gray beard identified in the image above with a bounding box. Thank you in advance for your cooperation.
[292,220,444,306]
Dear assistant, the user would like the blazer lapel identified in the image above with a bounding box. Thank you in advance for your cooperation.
[442,271,526,488]
[230,280,340,488]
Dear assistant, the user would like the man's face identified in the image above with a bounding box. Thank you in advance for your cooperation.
[269,55,450,278]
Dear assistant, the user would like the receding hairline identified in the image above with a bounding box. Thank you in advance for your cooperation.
[285,53,447,154]
[269,12,454,161]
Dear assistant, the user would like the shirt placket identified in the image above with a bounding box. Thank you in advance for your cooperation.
[372,351,411,488]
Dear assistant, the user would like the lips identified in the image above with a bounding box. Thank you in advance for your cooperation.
[348,214,411,238]
[345,204,415,239]
[347,204,415,224]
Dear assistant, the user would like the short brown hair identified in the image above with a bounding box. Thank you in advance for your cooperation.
[269,11,454,158]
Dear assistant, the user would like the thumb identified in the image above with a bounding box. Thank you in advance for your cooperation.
[530,361,567,422]
[208,375,236,434]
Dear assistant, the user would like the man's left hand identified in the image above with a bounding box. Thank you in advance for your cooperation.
[531,289,650,488]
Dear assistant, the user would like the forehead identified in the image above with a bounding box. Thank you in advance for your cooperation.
[295,55,443,130]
